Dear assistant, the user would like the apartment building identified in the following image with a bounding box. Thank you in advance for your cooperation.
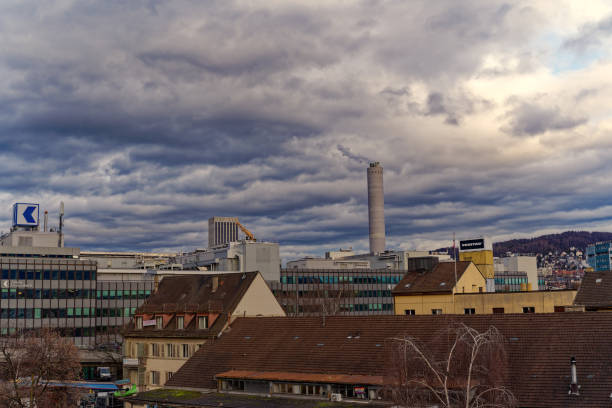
[122,272,285,391]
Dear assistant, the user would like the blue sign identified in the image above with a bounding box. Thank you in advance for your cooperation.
[12,203,39,227]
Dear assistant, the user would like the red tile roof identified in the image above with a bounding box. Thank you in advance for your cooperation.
[392,261,473,295]
[166,313,612,408]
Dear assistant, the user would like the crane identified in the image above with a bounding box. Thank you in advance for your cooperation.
[231,218,256,241]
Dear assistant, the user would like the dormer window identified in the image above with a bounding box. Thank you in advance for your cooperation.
[198,316,208,329]
[135,316,143,329]
[156,316,163,329]
[177,316,184,330]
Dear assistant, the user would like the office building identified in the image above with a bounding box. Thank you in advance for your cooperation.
[495,255,539,291]
[270,269,406,316]
[208,217,239,247]
[586,241,612,272]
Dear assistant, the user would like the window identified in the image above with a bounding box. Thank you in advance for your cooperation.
[198,316,208,329]
[464,308,476,315]
[150,371,160,385]
[166,344,178,358]
[432,309,443,315]
[554,306,565,313]
[151,343,160,357]
[404,309,415,315]
[165,372,174,382]
[522,306,535,313]
[176,316,184,330]
[136,316,143,329]
[156,316,163,329]
[492,307,505,314]
[182,344,190,358]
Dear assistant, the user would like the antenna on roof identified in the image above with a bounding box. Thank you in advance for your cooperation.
[453,232,457,307]
[58,201,64,247]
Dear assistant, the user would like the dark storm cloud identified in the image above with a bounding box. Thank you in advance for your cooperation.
[0,0,607,259]
[502,100,587,137]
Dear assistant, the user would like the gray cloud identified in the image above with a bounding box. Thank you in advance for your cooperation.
[0,0,607,260]
[563,14,612,53]
[502,100,587,137]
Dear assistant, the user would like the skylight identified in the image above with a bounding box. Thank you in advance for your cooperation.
[596,278,603,284]
[440,282,446,286]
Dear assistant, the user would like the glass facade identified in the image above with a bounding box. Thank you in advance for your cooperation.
[0,256,154,346]
[271,269,404,316]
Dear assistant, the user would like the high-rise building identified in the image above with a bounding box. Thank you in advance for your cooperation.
[208,217,239,248]
[586,241,612,271]
[367,162,385,254]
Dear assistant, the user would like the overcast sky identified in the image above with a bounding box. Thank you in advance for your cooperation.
[1,1,612,261]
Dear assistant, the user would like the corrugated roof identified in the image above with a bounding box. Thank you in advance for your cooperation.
[573,270,612,308]
[166,313,612,408]
[392,261,473,295]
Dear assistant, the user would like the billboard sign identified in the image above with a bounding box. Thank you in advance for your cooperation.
[459,237,492,252]
[12,203,39,227]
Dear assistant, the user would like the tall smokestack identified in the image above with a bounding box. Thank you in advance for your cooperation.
[367,162,385,254]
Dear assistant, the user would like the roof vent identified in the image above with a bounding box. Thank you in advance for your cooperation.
[440,282,446,286]
[569,356,580,396]
[404,283,411,288]
[596,278,603,284]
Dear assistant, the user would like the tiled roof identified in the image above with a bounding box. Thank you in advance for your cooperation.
[123,272,257,338]
[392,261,473,295]
[573,271,612,308]
[166,313,612,408]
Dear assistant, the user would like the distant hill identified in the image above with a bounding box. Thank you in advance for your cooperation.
[492,231,612,257]
[435,231,612,257]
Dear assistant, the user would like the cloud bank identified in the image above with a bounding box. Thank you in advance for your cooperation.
[0,0,611,261]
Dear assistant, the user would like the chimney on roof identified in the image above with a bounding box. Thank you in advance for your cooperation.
[212,276,219,293]
[569,356,580,396]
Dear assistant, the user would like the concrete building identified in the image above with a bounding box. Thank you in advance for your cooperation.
[122,272,285,392]
[586,241,612,272]
[493,271,529,292]
[208,217,239,248]
[495,255,539,291]
[80,251,175,270]
[285,257,371,269]
[175,241,280,281]
[367,162,385,254]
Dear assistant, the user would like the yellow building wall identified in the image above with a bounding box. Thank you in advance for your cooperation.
[231,273,287,319]
[124,337,206,392]
[394,290,577,315]
[454,263,487,294]
[459,250,494,278]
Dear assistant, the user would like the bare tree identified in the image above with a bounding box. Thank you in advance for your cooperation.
[385,323,516,408]
[0,328,82,408]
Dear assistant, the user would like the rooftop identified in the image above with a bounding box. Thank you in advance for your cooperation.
[573,270,612,308]
[392,261,473,295]
[166,313,612,408]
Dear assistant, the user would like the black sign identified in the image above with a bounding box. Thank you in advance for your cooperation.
[460,239,485,251]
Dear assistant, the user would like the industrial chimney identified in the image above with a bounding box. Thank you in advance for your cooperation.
[367,162,385,254]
